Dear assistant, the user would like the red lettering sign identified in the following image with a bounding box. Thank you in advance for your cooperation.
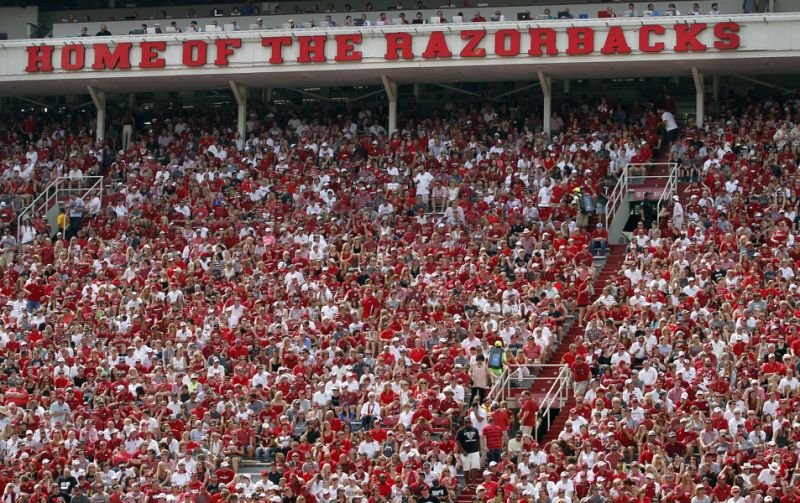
[385,32,414,60]
[421,31,451,59]
[639,25,665,53]
[601,26,631,54]
[714,22,740,50]
[566,27,594,55]
[182,40,208,67]
[460,30,486,58]
[140,41,166,68]
[674,23,708,52]
[298,35,327,63]
[262,36,292,64]
[92,43,132,70]
[22,23,744,73]
[61,45,85,71]
[25,45,54,72]
[335,33,362,62]
[495,29,520,57]
[215,38,242,66]
[528,28,558,56]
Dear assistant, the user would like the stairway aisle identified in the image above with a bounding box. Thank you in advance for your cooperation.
[456,485,476,503]
[531,244,627,445]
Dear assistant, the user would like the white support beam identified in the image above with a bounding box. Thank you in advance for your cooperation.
[691,67,704,129]
[564,79,571,94]
[381,75,398,136]
[87,85,106,143]
[538,71,552,138]
[229,80,247,146]
[413,84,421,100]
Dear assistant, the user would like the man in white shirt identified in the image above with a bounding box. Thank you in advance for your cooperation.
[171,462,192,487]
[638,360,658,387]
[537,179,553,207]
[554,471,575,499]
[207,358,225,379]
[413,168,434,208]
[359,393,381,429]
[661,108,679,142]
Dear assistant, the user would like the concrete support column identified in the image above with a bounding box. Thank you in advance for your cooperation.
[128,92,135,110]
[87,85,106,143]
[692,67,704,129]
[413,84,421,100]
[229,80,247,144]
[382,75,398,135]
[564,79,571,94]
[263,88,273,104]
[538,71,552,137]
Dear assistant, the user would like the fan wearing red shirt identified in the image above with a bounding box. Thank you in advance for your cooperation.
[482,415,505,464]
[571,354,592,396]
[518,391,540,437]
[360,288,381,320]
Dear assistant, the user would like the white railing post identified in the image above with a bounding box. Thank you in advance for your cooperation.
[15,176,104,242]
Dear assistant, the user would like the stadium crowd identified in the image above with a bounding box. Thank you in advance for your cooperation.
[0,88,795,503]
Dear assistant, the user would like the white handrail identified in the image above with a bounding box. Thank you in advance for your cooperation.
[537,364,572,434]
[16,176,104,242]
[655,162,679,226]
[604,162,678,236]
[604,166,628,231]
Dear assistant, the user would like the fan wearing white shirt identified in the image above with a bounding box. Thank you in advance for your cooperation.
[638,360,658,387]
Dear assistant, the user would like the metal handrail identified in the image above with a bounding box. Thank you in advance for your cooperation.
[486,363,570,405]
[486,366,510,405]
[655,162,679,226]
[604,165,628,231]
[16,176,104,242]
[484,363,571,438]
[604,162,678,232]
[536,364,572,434]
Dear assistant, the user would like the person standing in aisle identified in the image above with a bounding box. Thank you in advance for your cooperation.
[469,354,490,406]
[456,416,481,486]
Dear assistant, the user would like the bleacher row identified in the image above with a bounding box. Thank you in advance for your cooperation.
[0,91,797,502]
[52,0,750,38]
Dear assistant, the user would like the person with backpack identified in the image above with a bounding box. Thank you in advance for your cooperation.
[487,340,507,381]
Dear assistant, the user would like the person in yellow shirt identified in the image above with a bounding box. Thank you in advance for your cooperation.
[56,206,70,238]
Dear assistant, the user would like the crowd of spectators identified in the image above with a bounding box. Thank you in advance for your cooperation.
[66,1,745,37]
[0,88,789,503]
[556,93,800,502]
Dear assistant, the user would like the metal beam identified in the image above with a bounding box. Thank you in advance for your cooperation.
[491,82,541,101]
[13,96,51,109]
[70,100,95,112]
[731,74,798,95]
[349,88,386,103]
[280,87,332,102]
[87,85,106,143]
[433,83,482,98]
